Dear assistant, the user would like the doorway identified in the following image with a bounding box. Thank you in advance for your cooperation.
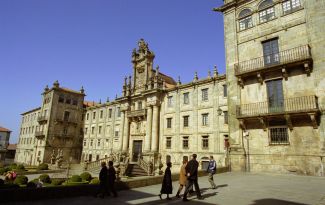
[263,39,279,66]
[132,140,143,162]
[266,79,284,113]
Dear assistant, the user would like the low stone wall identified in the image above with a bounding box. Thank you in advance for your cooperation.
[0,166,228,203]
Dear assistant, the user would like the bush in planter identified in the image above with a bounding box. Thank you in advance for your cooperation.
[39,174,51,183]
[26,181,37,188]
[17,164,25,171]
[9,163,17,170]
[89,178,99,185]
[70,175,82,182]
[14,175,28,185]
[51,178,65,186]
[37,163,48,170]
[80,172,92,182]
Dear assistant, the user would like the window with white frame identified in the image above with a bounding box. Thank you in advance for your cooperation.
[167,96,173,107]
[166,137,171,149]
[282,0,301,14]
[183,116,189,127]
[202,113,209,126]
[167,118,172,128]
[259,0,276,23]
[117,107,121,117]
[238,9,253,31]
[202,136,209,149]
[183,92,189,104]
[183,136,189,149]
[202,88,209,101]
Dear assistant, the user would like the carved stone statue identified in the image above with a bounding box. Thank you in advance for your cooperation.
[55,149,64,168]
[50,150,56,165]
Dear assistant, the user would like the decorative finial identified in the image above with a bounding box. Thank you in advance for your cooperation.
[53,80,59,88]
[44,85,49,92]
[193,72,198,82]
[115,94,118,99]
[177,76,182,85]
[80,86,84,94]
[214,65,218,77]
[106,97,110,102]
[124,76,127,86]
[99,99,102,104]
[208,70,212,79]
[156,65,159,77]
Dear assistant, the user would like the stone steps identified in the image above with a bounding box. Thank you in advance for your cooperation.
[126,163,148,177]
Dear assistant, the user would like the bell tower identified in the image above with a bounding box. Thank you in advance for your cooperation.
[131,39,155,93]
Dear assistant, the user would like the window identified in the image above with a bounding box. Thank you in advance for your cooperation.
[202,136,209,149]
[202,113,209,126]
[90,140,93,146]
[100,110,103,119]
[65,98,71,104]
[183,137,189,149]
[183,116,189,127]
[91,127,95,134]
[96,155,100,161]
[109,109,112,118]
[238,9,253,31]
[83,140,87,146]
[58,95,64,103]
[63,127,68,135]
[269,127,289,145]
[167,96,173,107]
[263,39,279,65]
[138,101,142,110]
[85,127,88,134]
[115,131,119,137]
[282,0,301,14]
[266,79,284,112]
[72,99,78,106]
[117,107,121,117]
[64,111,70,121]
[98,126,102,134]
[167,118,172,128]
[183,92,189,104]
[86,113,89,120]
[202,88,209,101]
[259,7,275,23]
[224,111,228,124]
[166,137,171,149]
[93,112,96,120]
[223,84,227,97]
[97,139,101,147]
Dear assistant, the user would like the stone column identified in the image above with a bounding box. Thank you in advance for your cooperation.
[122,114,130,152]
[151,105,159,152]
[119,111,125,151]
[144,106,153,152]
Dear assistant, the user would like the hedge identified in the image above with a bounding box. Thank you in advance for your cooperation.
[70,175,82,183]
[37,163,49,170]
[39,174,51,183]
[80,172,92,182]
[14,175,28,185]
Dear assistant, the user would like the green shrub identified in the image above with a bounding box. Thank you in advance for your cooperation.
[39,174,51,183]
[17,164,25,171]
[0,167,11,175]
[14,175,28,185]
[51,178,65,186]
[37,163,48,170]
[70,175,82,182]
[89,178,99,185]
[26,181,37,188]
[80,172,92,182]
[62,181,89,186]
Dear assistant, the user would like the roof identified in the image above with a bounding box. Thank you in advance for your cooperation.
[58,87,84,95]
[83,101,99,107]
[0,127,11,132]
[21,107,41,115]
[7,144,16,150]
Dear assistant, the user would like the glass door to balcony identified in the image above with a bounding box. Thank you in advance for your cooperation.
[267,79,284,113]
[263,39,279,66]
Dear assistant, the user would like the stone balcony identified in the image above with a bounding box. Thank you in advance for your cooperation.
[235,45,313,87]
[127,109,147,120]
[55,118,78,126]
[35,131,45,139]
[37,115,48,123]
[236,95,319,129]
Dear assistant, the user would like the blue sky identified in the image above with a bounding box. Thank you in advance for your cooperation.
[0,0,225,143]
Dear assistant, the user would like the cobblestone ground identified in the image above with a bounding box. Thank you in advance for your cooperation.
[5,172,325,205]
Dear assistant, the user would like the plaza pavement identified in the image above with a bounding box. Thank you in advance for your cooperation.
[4,172,325,205]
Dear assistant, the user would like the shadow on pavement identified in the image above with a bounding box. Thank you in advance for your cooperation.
[252,198,309,205]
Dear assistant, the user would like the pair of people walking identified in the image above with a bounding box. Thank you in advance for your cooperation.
[98,161,118,198]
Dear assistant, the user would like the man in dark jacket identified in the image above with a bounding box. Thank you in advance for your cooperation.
[107,160,118,197]
[183,154,202,201]
[97,161,108,198]
[207,156,217,189]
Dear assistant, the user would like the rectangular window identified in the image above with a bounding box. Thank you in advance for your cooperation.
[72,99,78,106]
[96,155,100,161]
[93,112,96,120]
[269,127,289,145]
[167,118,172,128]
[166,137,171,149]
[65,98,71,104]
[183,137,189,149]
[98,126,102,134]
[259,7,275,23]
[86,113,89,120]
[91,127,95,134]
[83,140,87,146]
[115,131,119,137]
[109,109,112,118]
[117,107,121,117]
[85,128,88,134]
[266,79,284,113]
[167,96,173,107]
[223,84,227,97]
[202,88,209,101]
[224,111,228,124]
[282,0,301,14]
[183,116,189,127]
[97,139,101,147]
[58,95,64,103]
[183,92,189,104]
[100,110,103,119]
[64,111,70,121]
[263,39,279,66]
[138,101,142,110]
[202,136,209,149]
[90,140,93,146]
[239,16,253,31]
[202,113,209,126]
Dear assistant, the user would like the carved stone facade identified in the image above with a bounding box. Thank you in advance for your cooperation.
[215,0,325,175]
[81,39,229,172]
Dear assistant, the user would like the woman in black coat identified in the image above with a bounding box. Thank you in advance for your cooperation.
[159,162,173,200]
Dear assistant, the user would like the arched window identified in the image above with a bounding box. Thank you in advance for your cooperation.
[282,0,301,14]
[238,9,253,31]
[258,0,276,23]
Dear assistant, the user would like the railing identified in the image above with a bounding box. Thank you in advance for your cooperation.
[35,131,45,137]
[235,45,312,75]
[84,156,109,171]
[55,118,78,125]
[138,156,153,176]
[127,109,147,118]
[37,115,48,122]
[237,95,318,118]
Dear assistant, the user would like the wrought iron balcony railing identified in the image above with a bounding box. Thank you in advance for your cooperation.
[236,95,318,118]
[37,115,48,123]
[235,45,312,76]
[127,109,147,118]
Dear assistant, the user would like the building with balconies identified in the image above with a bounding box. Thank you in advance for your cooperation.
[0,126,11,165]
[215,0,325,175]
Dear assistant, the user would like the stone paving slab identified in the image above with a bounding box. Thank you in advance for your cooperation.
[4,172,325,205]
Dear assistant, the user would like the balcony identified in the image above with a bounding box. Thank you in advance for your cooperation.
[35,131,45,139]
[236,95,319,129]
[127,109,147,118]
[55,118,78,126]
[55,133,74,139]
[235,45,312,86]
[37,115,48,123]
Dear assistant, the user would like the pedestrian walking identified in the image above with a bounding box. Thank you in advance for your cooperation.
[97,161,108,198]
[176,158,188,198]
[207,156,217,189]
[107,160,118,197]
[158,162,173,200]
[183,154,202,202]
